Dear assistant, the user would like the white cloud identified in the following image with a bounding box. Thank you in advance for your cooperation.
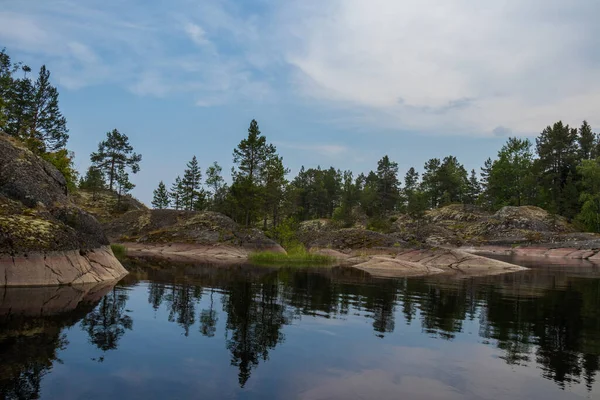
[2,0,598,136]
[280,0,600,135]
[184,23,209,46]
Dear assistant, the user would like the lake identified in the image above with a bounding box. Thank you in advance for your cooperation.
[1,257,599,399]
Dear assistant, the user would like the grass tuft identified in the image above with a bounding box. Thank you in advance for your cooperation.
[111,243,127,259]
[249,244,335,266]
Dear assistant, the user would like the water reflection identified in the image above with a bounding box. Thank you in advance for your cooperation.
[0,283,118,399]
[0,261,599,398]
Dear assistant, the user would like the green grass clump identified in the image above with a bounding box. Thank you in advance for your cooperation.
[249,243,335,266]
[110,243,127,259]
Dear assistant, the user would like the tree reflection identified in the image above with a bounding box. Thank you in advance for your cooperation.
[139,264,600,391]
[80,287,133,353]
[223,279,291,387]
[0,283,116,399]
[200,289,218,337]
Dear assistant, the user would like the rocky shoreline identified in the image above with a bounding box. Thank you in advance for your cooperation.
[0,246,127,287]
[461,245,600,261]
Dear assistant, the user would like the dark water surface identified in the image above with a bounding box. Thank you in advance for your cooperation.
[1,258,600,399]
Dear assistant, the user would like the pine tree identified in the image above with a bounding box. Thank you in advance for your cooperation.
[27,65,68,152]
[375,155,400,214]
[79,166,105,201]
[170,176,185,210]
[90,129,142,191]
[182,156,202,210]
[152,181,170,209]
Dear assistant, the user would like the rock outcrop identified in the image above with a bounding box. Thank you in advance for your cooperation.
[71,188,147,223]
[106,209,285,262]
[392,204,600,249]
[0,133,127,286]
[310,247,527,279]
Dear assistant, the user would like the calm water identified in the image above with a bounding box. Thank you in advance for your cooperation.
[1,258,600,399]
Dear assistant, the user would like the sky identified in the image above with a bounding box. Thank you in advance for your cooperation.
[1,0,599,204]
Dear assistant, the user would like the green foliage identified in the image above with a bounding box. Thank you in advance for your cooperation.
[367,217,393,233]
[248,248,334,266]
[535,121,579,218]
[576,158,600,232]
[231,119,277,226]
[206,161,227,211]
[114,165,135,210]
[90,129,141,191]
[40,149,78,192]
[79,166,105,200]
[110,243,127,259]
[152,181,170,209]
[485,137,535,209]
[1,50,69,153]
[268,217,300,250]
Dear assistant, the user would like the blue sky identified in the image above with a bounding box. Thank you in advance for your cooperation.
[1,0,599,204]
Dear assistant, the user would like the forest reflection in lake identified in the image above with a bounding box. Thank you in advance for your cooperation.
[1,258,599,399]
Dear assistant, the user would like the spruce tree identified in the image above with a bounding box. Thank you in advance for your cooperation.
[464,169,481,205]
[170,176,185,210]
[182,156,202,210]
[232,119,275,225]
[90,129,142,191]
[5,66,34,142]
[578,121,595,160]
[535,121,579,215]
[152,181,170,209]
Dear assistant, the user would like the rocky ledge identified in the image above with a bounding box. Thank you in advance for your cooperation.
[0,133,127,286]
[105,209,285,263]
[311,247,526,278]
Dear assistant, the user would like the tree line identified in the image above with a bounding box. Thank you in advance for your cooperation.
[150,119,600,233]
[2,49,598,233]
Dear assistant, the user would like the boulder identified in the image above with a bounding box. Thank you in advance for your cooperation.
[0,133,127,285]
